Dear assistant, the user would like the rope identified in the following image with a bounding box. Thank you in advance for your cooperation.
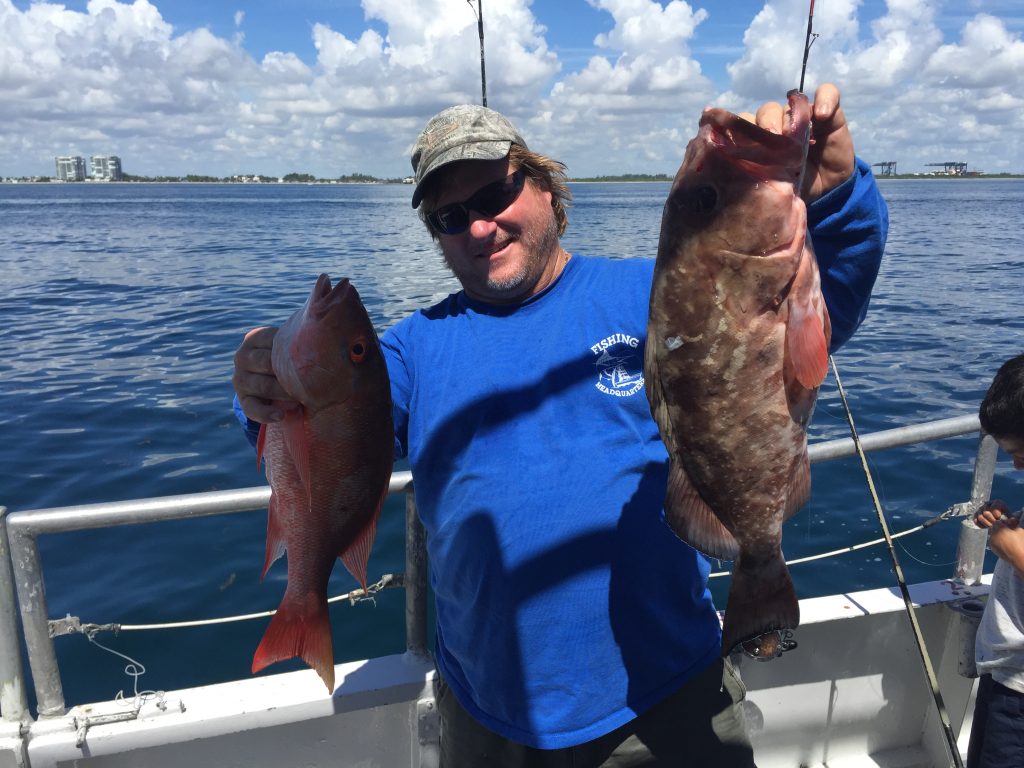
[85,628,164,711]
[709,510,959,578]
[830,355,965,768]
[65,573,404,636]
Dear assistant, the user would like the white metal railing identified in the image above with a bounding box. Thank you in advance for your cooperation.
[0,414,995,727]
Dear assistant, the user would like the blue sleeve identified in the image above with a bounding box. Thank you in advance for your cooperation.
[233,394,263,449]
[808,156,889,351]
[380,326,411,461]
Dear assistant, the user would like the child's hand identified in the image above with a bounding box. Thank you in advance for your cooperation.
[975,500,1018,529]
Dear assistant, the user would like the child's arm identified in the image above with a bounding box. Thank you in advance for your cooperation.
[976,500,1024,579]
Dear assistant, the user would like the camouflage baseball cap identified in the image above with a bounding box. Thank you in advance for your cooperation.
[410,104,528,208]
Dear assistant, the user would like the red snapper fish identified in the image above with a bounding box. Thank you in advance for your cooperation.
[253,274,394,691]
[645,91,831,659]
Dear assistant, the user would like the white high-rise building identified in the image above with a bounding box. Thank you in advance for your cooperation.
[55,156,87,182]
[90,155,123,181]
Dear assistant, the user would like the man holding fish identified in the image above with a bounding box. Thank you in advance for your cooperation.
[233,82,888,766]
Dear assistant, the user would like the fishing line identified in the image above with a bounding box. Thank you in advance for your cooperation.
[830,354,965,768]
[85,629,164,710]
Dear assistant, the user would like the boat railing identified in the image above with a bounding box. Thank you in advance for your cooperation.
[0,413,997,728]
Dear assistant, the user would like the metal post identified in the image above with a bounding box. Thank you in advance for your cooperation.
[7,525,64,717]
[0,508,29,723]
[954,433,999,585]
[405,492,429,658]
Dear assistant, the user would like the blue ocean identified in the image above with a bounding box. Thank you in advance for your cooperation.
[2,178,1022,708]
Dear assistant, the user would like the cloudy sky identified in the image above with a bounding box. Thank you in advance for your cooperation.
[2,0,1022,179]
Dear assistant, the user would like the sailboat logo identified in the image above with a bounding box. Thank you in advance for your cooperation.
[591,333,644,397]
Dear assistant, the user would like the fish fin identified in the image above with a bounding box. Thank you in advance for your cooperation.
[783,454,811,523]
[252,589,335,692]
[256,422,268,472]
[786,294,829,389]
[720,549,799,657]
[340,485,387,591]
[664,460,740,561]
[260,495,287,581]
[280,408,313,500]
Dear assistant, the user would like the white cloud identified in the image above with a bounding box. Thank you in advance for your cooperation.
[0,0,1021,178]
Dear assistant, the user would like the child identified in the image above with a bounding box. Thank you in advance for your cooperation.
[967,352,1024,768]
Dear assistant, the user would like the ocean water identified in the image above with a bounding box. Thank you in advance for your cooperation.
[1,178,1022,708]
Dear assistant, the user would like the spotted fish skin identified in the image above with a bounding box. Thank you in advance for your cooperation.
[645,91,831,657]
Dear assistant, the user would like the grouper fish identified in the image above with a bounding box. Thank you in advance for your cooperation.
[253,274,394,691]
[645,91,831,658]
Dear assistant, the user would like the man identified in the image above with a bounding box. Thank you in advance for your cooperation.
[233,84,888,766]
[967,353,1024,768]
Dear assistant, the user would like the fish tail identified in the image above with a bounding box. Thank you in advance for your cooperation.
[252,590,335,692]
[720,549,799,657]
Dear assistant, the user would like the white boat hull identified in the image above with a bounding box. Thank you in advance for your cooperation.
[6,577,988,768]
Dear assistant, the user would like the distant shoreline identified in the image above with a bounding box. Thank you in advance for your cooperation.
[2,174,1022,185]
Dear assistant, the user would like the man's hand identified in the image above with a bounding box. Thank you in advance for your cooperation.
[232,326,293,424]
[739,82,855,203]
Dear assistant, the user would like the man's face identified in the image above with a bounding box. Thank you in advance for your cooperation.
[996,435,1024,470]
[428,158,561,305]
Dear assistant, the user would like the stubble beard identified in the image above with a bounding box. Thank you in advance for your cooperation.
[443,213,561,298]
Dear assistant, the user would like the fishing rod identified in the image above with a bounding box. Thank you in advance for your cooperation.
[798,0,817,93]
[798,4,965,765]
[467,0,488,106]
[829,360,966,768]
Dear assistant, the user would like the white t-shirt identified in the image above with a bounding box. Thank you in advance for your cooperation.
[976,556,1024,693]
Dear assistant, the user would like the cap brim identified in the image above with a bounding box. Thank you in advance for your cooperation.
[411,139,513,208]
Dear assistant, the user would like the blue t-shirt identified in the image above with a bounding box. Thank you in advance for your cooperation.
[379,159,886,748]
[236,158,887,749]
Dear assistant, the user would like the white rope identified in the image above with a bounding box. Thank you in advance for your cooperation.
[709,519,936,578]
[85,629,164,710]
[77,573,403,634]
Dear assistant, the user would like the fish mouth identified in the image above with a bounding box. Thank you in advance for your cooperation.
[699,92,810,181]
[309,274,355,317]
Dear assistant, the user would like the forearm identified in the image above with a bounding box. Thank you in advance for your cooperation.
[808,157,889,351]
[990,525,1024,579]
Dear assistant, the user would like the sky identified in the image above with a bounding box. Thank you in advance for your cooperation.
[2,0,1022,179]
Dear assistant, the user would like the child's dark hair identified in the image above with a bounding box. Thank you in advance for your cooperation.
[980,353,1024,439]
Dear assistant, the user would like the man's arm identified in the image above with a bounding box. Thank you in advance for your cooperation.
[752,83,888,352]
[808,157,888,351]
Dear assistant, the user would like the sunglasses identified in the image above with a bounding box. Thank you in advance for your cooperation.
[427,169,527,235]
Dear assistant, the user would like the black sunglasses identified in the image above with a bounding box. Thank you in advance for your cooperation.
[427,169,527,235]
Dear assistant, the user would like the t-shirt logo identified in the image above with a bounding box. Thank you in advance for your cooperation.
[589,333,644,397]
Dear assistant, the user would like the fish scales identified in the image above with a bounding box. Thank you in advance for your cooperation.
[645,91,831,658]
[252,274,394,691]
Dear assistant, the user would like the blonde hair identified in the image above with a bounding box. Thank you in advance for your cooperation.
[418,144,572,239]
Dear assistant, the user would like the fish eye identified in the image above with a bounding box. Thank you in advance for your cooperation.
[687,186,718,215]
[349,340,367,363]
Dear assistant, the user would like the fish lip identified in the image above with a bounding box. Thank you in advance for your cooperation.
[719,238,799,260]
[699,107,807,179]
[718,202,805,260]
[315,274,353,300]
[309,274,355,318]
